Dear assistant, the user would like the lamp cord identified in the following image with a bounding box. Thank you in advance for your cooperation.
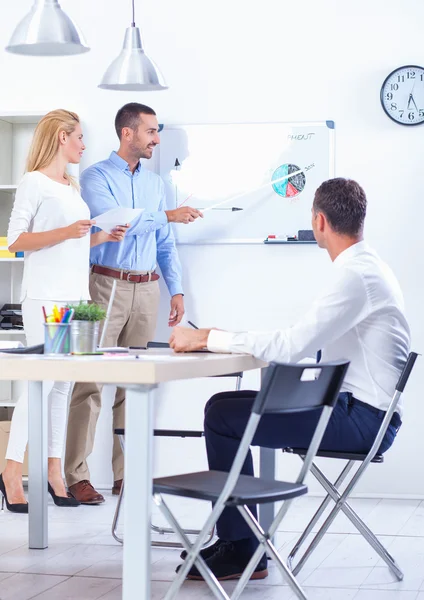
[132,0,135,26]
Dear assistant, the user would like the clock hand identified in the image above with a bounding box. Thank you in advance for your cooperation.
[407,93,418,111]
[407,80,417,110]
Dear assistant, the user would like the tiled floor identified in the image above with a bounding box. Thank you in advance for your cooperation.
[1,493,424,599]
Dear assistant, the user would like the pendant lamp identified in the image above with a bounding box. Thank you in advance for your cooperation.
[99,0,168,91]
[6,0,89,56]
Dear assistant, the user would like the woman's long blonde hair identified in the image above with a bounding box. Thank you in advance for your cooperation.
[26,109,81,187]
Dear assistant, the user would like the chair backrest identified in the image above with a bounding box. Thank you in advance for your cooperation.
[252,361,350,416]
[396,352,418,393]
[218,361,350,506]
[0,344,44,354]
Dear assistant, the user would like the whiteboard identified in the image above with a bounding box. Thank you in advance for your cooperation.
[157,121,335,244]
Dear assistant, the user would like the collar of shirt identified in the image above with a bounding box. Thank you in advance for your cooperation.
[108,151,142,177]
[333,240,369,267]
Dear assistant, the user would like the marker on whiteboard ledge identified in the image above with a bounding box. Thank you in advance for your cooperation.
[196,207,243,212]
[265,234,298,242]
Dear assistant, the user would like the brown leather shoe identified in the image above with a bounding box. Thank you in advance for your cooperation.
[68,480,105,505]
[112,479,123,496]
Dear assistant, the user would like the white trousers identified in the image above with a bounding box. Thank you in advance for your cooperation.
[6,299,72,463]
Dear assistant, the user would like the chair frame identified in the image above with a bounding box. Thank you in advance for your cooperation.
[111,430,217,548]
[111,365,242,548]
[285,352,418,582]
[154,360,349,600]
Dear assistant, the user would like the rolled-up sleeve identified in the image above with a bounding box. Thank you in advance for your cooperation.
[207,330,239,353]
[7,174,41,248]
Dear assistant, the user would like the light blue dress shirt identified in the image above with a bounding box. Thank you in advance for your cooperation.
[81,151,183,297]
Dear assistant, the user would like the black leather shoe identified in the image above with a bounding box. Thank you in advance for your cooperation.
[176,540,268,581]
[180,538,225,561]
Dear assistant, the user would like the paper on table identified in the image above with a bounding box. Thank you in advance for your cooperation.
[131,355,199,360]
[93,208,144,234]
[99,346,129,352]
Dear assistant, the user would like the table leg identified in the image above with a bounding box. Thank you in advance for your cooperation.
[28,381,48,549]
[123,385,156,600]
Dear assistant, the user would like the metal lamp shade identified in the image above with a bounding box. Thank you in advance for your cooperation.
[6,0,89,56]
[99,26,168,91]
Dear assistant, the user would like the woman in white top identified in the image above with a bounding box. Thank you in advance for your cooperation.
[1,110,127,512]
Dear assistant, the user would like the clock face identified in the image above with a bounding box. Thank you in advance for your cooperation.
[381,65,424,126]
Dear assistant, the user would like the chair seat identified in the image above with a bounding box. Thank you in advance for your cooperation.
[114,428,204,438]
[153,429,204,438]
[283,447,384,463]
[212,372,243,379]
[153,470,307,505]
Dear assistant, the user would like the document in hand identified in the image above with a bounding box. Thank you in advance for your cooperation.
[93,208,144,233]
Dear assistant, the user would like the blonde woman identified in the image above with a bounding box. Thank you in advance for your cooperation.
[0,110,127,512]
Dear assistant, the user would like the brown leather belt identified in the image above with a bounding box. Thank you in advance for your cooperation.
[91,264,160,283]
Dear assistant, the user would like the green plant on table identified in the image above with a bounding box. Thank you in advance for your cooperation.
[66,302,107,322]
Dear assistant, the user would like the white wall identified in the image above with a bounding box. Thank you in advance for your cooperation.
[0,0,423,496]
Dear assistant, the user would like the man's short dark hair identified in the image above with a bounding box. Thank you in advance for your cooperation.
[115,103,156,139]
[313,178,367,236]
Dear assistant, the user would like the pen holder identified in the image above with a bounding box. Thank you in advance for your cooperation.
[44,323,71,355]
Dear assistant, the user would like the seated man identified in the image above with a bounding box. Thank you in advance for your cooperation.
[169,178,411,581]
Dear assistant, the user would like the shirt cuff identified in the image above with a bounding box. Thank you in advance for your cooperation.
[158,211,168,226]
[207,329,236,353]
[167,282,184,297]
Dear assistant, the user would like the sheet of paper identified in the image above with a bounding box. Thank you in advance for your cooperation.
[130,354,199,360]
[93,208,144,234]
[98,346,129,352]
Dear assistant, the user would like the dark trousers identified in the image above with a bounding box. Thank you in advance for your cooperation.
[204,391,400,542]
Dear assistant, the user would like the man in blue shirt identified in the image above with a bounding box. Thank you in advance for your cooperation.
[65,103,202,504]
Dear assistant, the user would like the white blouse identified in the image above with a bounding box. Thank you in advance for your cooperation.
[8,171,91,302]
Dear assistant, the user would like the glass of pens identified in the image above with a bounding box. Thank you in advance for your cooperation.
[43,306,74,355]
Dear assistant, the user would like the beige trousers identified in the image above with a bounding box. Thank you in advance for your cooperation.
[64,271,160,486]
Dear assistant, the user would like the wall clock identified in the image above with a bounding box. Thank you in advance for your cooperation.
[380,65,424,126]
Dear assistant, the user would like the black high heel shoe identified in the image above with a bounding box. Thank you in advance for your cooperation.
[48,483,80,507]
[0,473,28,514]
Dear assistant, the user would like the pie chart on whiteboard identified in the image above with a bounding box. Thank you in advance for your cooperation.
[271,163,306,198]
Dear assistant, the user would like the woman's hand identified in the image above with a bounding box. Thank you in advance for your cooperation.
[66,220,95,239]
[90,224,130,247]
[106,224,130,243]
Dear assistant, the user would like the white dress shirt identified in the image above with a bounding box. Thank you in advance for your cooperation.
[8,171,91,302]
[208,241,411,414]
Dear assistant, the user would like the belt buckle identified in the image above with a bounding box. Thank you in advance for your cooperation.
[126,272,139,283]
